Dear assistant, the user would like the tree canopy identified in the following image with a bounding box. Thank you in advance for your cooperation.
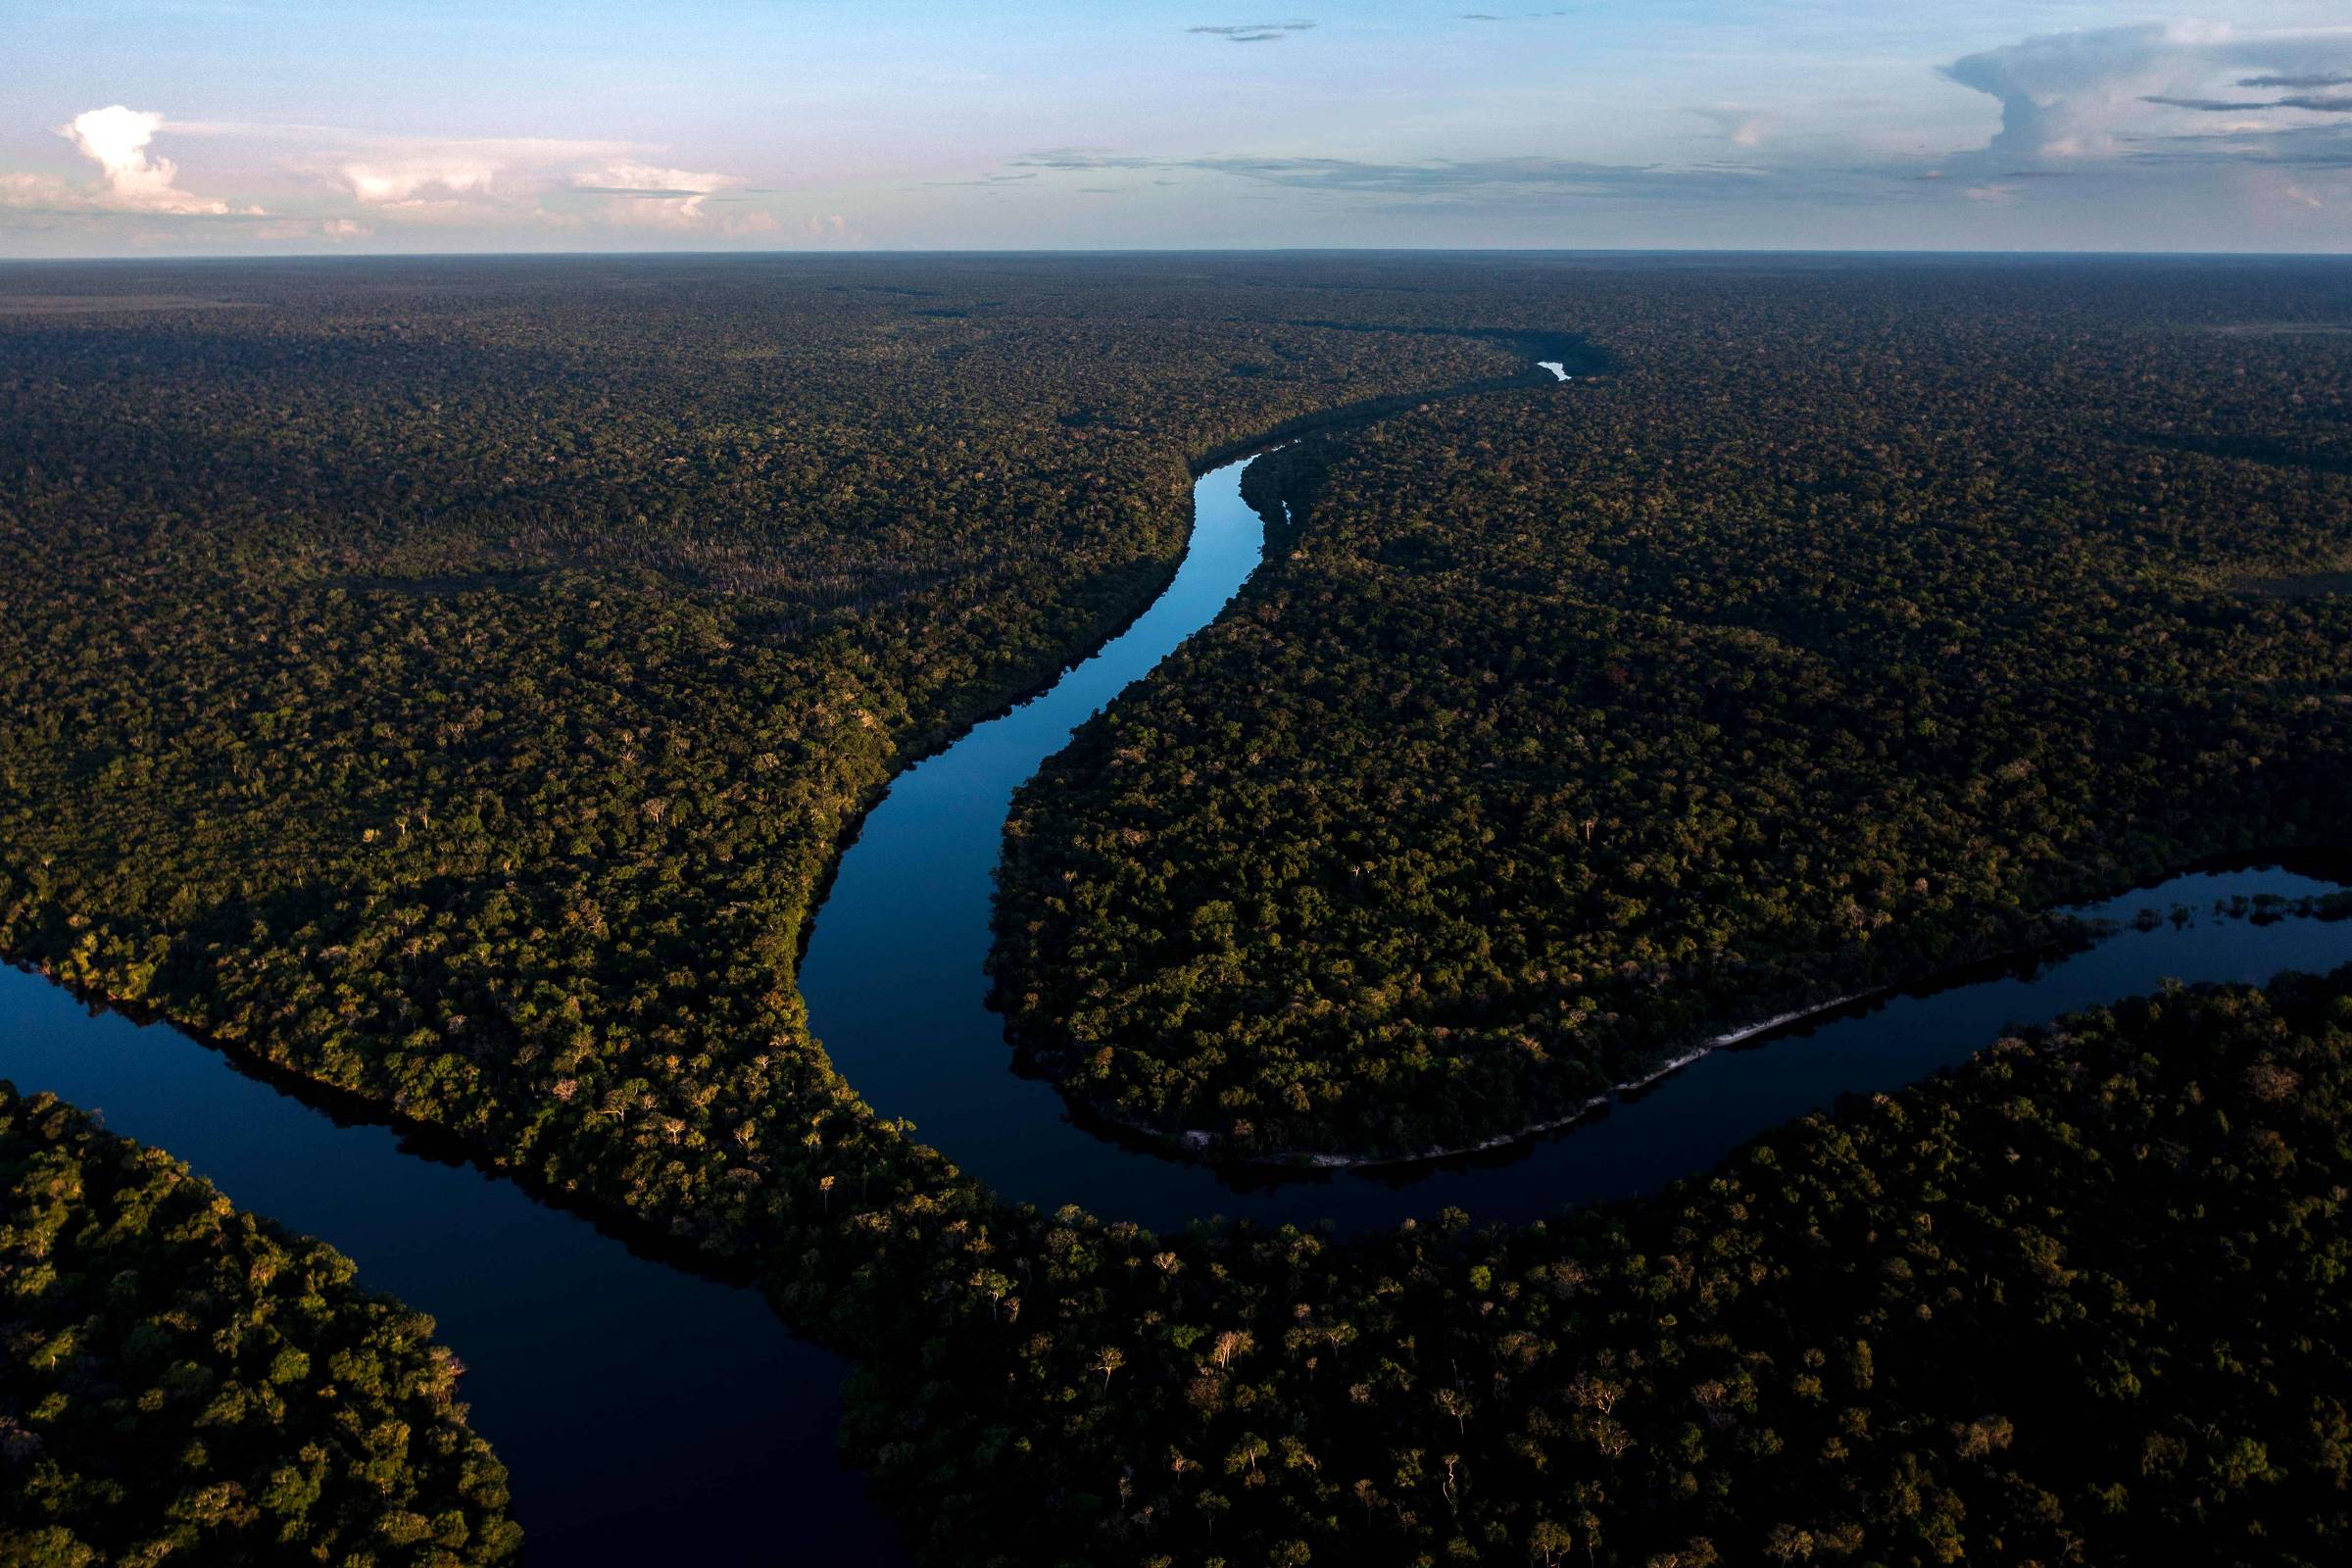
[0,1084,517,1566]
[998,260,2352,1156]
[5,254,2350,1565]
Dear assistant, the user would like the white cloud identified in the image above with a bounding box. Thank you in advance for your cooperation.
[255,217,372,242]
[1944,23,2207,160]
[296,140,767,230]
[576,161,743,197]
[339,153,504,205]
[61,105,234,213]
[1943,23,2352,164]
[571,160,748,226]
[0,172,80,210]
[309,136,635,208]
[0,105,244,216]
[1690,107,1769,149]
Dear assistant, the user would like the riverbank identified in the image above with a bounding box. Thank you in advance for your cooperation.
[1169,989,1884,1170]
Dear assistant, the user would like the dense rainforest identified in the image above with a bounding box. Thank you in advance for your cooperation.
[3,254,2350,1564]
[0,1083,516,1565]
[853,964,2352,1567]
[996,264,2352,1158]
[0,256,1514,1199]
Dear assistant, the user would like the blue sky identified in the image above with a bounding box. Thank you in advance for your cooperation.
[5,2,2350,255]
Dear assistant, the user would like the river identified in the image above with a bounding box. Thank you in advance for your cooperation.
[6,372,2350,1559]
[799,446,2352,1233]
[0,959,906,1565]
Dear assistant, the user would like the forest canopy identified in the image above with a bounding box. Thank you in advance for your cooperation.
[4,254,2350,1565]
[0,1083,517,1566]
[996,261,2352,1157]
[854,964,2352,1567]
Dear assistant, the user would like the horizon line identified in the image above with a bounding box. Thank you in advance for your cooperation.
[7,244,2352,267]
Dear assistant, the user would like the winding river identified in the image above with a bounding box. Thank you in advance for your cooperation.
[6,367,2352,1561]
[797,439,2352,1233]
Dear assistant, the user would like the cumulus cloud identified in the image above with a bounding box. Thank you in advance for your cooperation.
[339,154,502,205]
[60,107,225,211]
[286,135,630,213]
[255,217,372,242]
[796,212,866,246]
[1907,23,2352,237]
[571,160,747,225]
[2,111,818,248]
[1942,23,2352,163]
[1003,24,2352,242]
[304,141,763,229]
[0,106,241,216]
[0,173,77,211]
[1943,23,2212,161]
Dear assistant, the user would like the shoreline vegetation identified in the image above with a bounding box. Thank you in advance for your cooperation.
[5,254,2352,1563]
[785,336,1597,987]
[0,1083,519,1564]
[1061,878,2352,1173]
[1059,872,2352,1173]
[1169,988,1885,1171]
[993,261,2352,1161]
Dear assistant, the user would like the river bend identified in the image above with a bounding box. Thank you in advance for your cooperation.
[8,368,2351,1560]
[797,424,2352,1233]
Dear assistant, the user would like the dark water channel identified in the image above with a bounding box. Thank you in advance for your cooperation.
[6,376,2349,1560]
[799,448,2352,1234]
[0,962,905,1566]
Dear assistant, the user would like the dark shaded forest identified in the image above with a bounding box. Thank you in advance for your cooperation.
[0,257,1516,1192]
[0,1083,516,1565]
[996,262,2352,1158]
[858,964,2352,1568]
[3,254,2350,1564]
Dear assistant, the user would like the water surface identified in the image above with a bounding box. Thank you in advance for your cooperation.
[798,448,2352,1234]
[7,379,2348,1563]
[0,968,905,1567]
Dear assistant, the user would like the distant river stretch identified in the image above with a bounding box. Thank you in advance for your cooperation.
[10,361,2352,1562]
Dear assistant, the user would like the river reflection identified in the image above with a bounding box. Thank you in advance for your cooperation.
[800,447,2352,1236]
[6,373,2343,1561]
[0,966,906,1567]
